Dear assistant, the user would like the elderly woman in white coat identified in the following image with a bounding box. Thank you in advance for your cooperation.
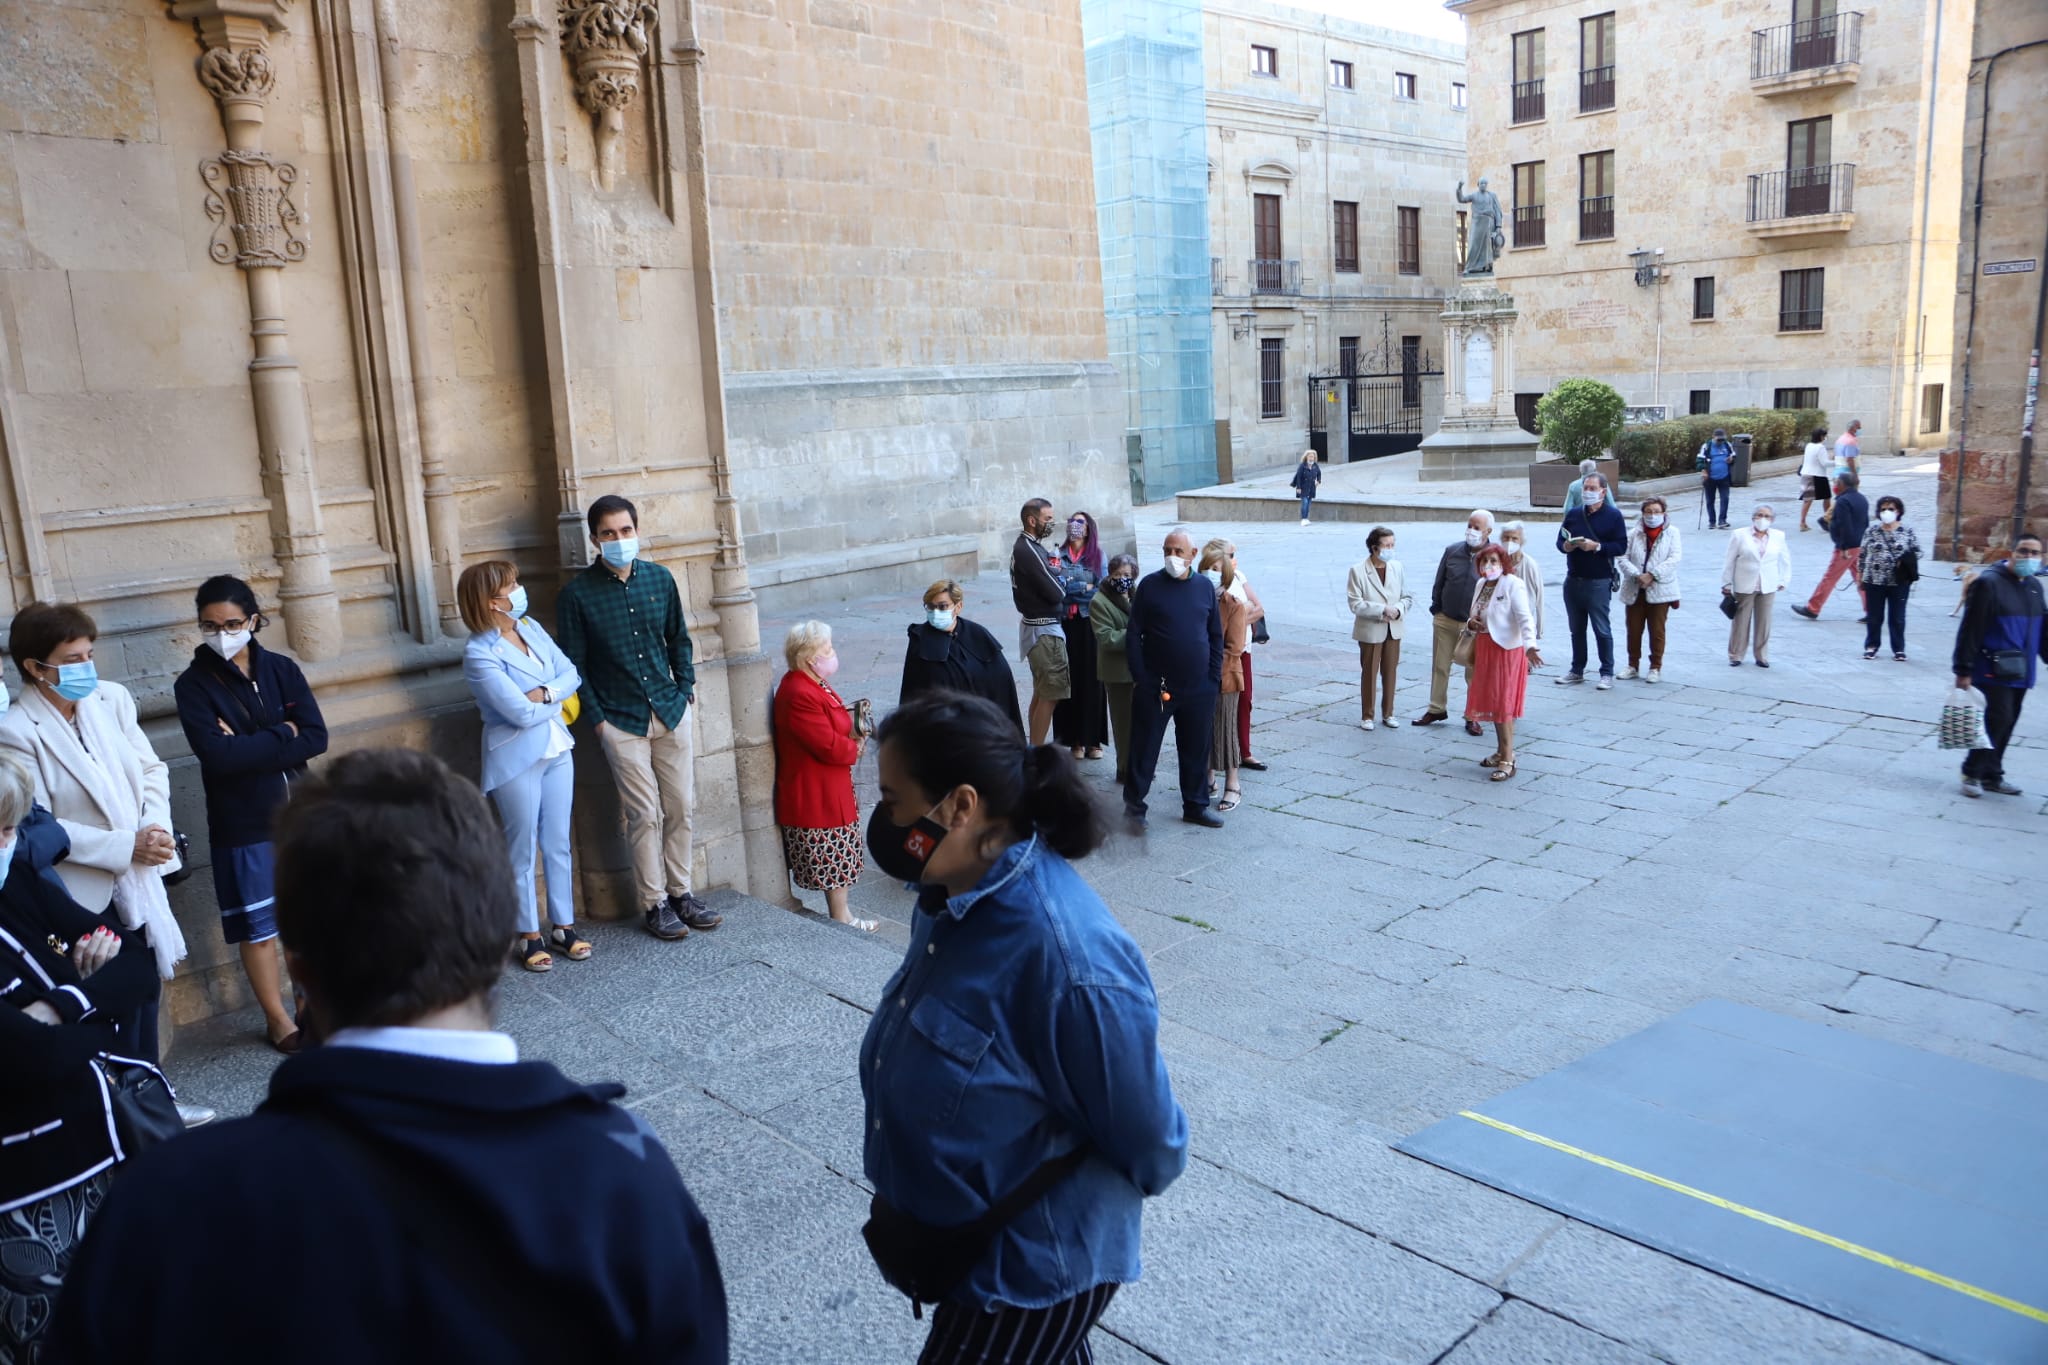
[1346,526,1411,729]
[1617,496,1682,682]
[1497,520,1547,647]
[459,561,588,973]
[0,602,186,1069]
[1722,504,1793,667]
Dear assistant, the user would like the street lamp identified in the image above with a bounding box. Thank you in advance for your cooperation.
[1629,246,1665,288]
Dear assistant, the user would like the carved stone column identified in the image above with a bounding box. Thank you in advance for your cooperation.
[559,1,659,192]
[170,0,344,659]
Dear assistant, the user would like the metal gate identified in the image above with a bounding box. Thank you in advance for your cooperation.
[1307,351,1441,463]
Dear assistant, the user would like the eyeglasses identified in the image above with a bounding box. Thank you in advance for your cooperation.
[197,618,251,635]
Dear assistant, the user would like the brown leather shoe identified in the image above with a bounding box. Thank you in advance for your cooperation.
[270,1029,303,1056]
[1411,711,1448,727]
[1464,720,1484,736]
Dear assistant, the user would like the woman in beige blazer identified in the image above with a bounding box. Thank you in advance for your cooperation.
[1346,526,1412,729]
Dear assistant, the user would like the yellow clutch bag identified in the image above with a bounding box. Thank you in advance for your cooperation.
[560,692,581,727]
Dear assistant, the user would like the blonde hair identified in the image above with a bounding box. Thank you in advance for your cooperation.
[456,560,518,635]
[922,579,963,610]
[784,620,833,672]
[0,750,33,827]
[1198,537,1236,587]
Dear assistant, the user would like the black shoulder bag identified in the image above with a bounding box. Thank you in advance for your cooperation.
[862,1146,1089,1318]
[94,1055,184,1159]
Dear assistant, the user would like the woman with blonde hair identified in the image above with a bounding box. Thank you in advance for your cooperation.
[774,621,873,930]
[458,560,588,972]
[1198,539,1249,812]
[899,579,1024,734]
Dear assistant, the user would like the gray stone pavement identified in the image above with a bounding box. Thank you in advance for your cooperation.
[172,452,2043,1363]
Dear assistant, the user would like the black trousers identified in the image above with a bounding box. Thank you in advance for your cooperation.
[1123,683,1216,817]
[919,1284,1118,1365]
[1963,683,2027,781]
[1862,582,1909,654]
[94,909,161,1065]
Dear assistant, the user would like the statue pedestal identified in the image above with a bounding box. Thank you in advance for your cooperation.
[1418,280,1542,481]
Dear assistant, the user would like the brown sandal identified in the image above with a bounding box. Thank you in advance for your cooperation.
[1480,754,1504,768]
[1490,760,1517,782]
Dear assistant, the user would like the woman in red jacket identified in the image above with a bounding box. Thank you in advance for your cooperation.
[773,621,875,931]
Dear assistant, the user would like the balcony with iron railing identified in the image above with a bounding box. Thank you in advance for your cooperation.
[1248,258,1302,296]
[1579,64,1614,112]
[1511,77,1544,123]
[1751,12,1863,94]
[1579,195,1614,241]
[1513,205,1545,248]
[1746,163,1856,236]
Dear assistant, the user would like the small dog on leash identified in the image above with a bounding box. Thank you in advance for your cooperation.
[1951,564,1981,616]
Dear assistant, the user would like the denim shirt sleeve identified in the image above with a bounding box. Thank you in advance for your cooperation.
[1044,982,1188,1197]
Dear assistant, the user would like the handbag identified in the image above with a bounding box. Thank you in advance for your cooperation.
[93,1055,184,1159]
[1893,549,1920,586]
[1718,593,1741,620]
[1250,618,1270,646]
[862,1146,1089,1317]
[161,829,194,888]
[1939,685,1992,750]
[559,691,581,727]
[1989,649,2029,683]
[1452,581,1498,667]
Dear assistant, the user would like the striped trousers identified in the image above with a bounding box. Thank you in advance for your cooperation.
[917,1283,1119,1365]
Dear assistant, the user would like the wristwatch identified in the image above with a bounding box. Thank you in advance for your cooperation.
[540,685,555,703]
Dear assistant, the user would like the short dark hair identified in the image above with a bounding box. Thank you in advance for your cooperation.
[586,494,638,537]
[9,602,98,685]
[274,749,515,1030]
[1021,498,1051,527]
[876,691,1105,861]
[1876,495,1905,518]
[2018,530,2044,550]
[1366,525,1395,554]
[1811,428,1828,443]
[1639,497,1667,517]
[195,574,260,623]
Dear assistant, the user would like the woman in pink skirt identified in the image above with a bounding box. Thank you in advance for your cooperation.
[1464,543,1544,780]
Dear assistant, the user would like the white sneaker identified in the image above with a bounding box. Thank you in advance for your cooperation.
[1595,676,1614,690]
[1617,667,1638,680]
[1360,717,1375,731]
[1301,518,1310,526]
[1646,668,1661,683]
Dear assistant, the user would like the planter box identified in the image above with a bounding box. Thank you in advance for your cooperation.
[1529,457,1619,508]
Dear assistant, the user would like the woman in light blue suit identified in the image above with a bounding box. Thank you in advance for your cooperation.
[459,560,589,972]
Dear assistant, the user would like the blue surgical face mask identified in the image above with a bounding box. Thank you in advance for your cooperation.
[2016,557,2044,577]
[0,834,14,889]
[41,660,99,703]
[504,585,529,619]
[927,606,955,631]
[599,537,638,568]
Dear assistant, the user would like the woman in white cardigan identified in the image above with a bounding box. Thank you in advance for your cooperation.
[1616,496,1682,682]
[0,602,185,1065]
[1465,544,1543,780]
[1722,504,1794,667]
[1345,526,1412,729]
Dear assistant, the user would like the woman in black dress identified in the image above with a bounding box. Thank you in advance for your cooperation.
[898,579,1025,735]
[1052,511,1109,760]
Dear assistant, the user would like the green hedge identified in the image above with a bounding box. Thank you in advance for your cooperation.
[1612,408,1828,481]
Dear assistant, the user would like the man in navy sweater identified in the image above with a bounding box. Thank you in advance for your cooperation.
[1555,472,1628,688]
[48,749,728,1365]
[1122,528,1225,828]
[1792,470,1869,622]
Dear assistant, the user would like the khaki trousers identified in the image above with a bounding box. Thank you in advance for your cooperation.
[1427,614,1471,716]
[597,712,696,908]
[1728,591,1774,664]
[1358,638,1400,720]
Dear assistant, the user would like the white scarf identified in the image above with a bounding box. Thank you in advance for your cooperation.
[27,686,187,979]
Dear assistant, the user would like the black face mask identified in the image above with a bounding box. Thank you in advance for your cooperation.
[866,800,949,884]
[1106,576,1134,596]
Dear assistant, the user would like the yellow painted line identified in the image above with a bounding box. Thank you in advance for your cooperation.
[1456,1109,2048,1326]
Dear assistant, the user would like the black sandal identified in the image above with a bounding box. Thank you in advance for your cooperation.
[549,924,592,961]
[517,936,553,972]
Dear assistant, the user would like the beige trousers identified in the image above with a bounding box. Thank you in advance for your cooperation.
[1359,638,1400,720]
[1728,591,1774,663]
[597,712,696,908]
[1427,614,1472,716]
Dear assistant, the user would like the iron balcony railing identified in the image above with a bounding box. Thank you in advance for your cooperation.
[1513,205,1546,248]
[1579,195,1614,240]
[1579,64,1614,111]
[1511,77,1545,122]
[1751,11,1863,80]
[1249,258,1302,295]
[1780,303,1825,332]
[1746,163,1856,222]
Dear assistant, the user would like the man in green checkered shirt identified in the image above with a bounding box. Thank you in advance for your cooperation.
[556,495,723,942]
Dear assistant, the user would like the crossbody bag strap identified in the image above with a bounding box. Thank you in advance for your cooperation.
[969,1145,1090,1238]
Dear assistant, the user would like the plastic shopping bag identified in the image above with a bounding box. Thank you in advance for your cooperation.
[1938,686,1991,751]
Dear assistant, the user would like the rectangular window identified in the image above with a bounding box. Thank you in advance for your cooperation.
[1513,161,1545,247]
[1779,267,1824,331]
[1394,71,1417,100]
[1921,383,1945,433]
[1330,59,1354,89]
[1260,338,1285,418]
[1693,276,1715,320]
[1775,387,1820,409]
[1401,335,1422,409]
[1333,201,1359,273]
[1786,115,1834,216]
[1580,12,1615,111]
[1578,150,1614,240]
[1397,206,1421,274]
[1252,44,1278,78]
[1690,389,1712,415]
[1512,30,1545,122]
[1456,210,1468,270]
[1791,0,1843,70]
[1339,336,1360,377]
[1254,193,1282,291]
[1452,81,1468,110]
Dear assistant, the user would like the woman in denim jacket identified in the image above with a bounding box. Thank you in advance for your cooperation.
[861,692,1187,1362]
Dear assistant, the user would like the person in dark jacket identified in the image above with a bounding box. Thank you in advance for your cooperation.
[1953,532,2047,798]
[174,575,327,1054]
[0,751,160,1365]
[1052,511,1109,760]
[899,579,1024,734]
[1291,450,1322,524]
[1793,471,1870,622]
[46,748,728,1365]
[1011,498,1069,746]
[1092,556,1140,783]
[1121,529,1224,829]
[1555,473,1628,687]
[1696,428,1736,529]
[1414,510,1494,735]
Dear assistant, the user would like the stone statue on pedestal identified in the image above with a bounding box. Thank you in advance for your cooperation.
[1456,178,1504,276]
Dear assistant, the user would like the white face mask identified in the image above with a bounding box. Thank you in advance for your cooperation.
[1584,490,1606,507]
[1464,528,1486,548]
[1878,509,1899,525]
[1164,554,1190,579]
[0,834,13,889]
[1753,516,1773,531]
[1643,514,1665,529]
[207,629,253,660]
[1501,538,1521,555]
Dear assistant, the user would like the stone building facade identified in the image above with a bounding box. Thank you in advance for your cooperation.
[1205,1,1467,475]
[1448,0,1973,454]
[695,0,1134,607]
[1936,0,2048,560]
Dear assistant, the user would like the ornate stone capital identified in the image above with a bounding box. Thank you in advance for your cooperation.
[560,1,659,189]
[198,46,277,103]
[202,150,308,269]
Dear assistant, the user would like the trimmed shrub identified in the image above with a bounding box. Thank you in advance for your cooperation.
[1534,379,1627,465]
[1613,407,1827,481]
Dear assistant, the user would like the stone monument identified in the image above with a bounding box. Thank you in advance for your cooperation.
[1418,177,1544,480]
